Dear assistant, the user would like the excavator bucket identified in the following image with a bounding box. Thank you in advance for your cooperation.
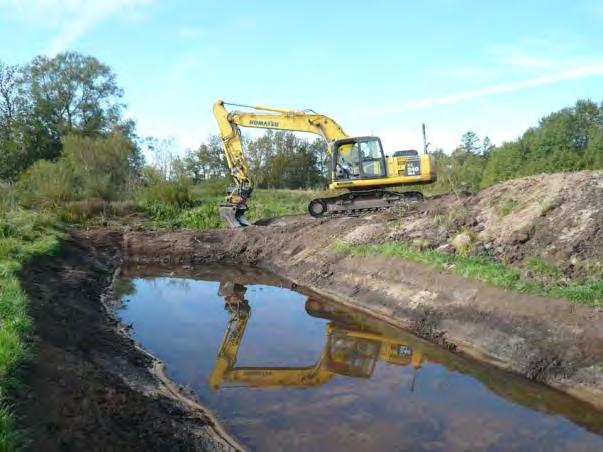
[219,204,252,228]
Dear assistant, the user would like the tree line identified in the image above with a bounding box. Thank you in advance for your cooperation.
[426,99,603,195]
[1,51,602,203]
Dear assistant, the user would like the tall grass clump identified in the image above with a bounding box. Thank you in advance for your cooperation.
[0,209,60,450]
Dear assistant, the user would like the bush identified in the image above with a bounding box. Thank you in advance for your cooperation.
[62,133,132,200]
[0,183,18,212]
[190,177,229,198]
[176,203,222,229]
[16,160,74,207]
[139,179,191,208]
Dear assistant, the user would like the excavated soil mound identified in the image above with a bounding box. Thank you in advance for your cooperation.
[385,170,602,280]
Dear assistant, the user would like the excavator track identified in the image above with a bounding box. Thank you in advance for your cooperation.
[308,190,424,218]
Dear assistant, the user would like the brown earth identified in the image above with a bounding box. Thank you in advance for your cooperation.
[97,171,602,408]
[17,234,241,451]
[16,170,603,449]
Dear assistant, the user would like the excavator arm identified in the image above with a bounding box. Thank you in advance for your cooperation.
[212,100,349,227]
[212,99,436,227]
[209,283,424,391]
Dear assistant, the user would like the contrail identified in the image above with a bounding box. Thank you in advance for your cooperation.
[380,65,603,113]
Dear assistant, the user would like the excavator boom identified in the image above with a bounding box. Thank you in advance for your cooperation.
[212,100,436,227]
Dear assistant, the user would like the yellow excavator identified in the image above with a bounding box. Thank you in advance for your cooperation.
[209,281,423,390]
[213,100,437,227]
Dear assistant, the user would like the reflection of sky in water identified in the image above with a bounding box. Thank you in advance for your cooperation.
[116,276,603,451]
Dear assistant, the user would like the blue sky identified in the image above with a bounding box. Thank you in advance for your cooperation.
[1,0,603,154]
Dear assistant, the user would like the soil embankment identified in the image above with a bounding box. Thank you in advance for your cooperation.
[102,171,603,408]
[18,234,240,451]
[17,171,602,447]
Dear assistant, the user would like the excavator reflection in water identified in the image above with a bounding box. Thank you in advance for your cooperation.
[209,282,423,391]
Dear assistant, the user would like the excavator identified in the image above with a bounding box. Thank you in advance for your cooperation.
[208,281,423,390]
[212,100,437,227]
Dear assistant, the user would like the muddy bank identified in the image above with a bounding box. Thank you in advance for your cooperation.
[17,234,240,451]
[16,171,602,448]
[90,208,603,410]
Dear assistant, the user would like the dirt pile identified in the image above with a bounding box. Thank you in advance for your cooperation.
[382,170,602,281]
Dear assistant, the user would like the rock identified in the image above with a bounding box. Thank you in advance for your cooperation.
[343,224,385,245]
[437,243,455,254]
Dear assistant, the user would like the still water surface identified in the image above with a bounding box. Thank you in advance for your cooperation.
[116,266,603,451]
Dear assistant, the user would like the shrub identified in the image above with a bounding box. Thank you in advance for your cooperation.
[140,181,191,208]
[176,203,223,229]
[62,133,132,200]
[16,160,74,207]
[0,183,18,212]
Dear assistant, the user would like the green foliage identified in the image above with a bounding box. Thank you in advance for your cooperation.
[190,178,229,198]
[15,133,139,206]
[0,52,134,183]
[16,159,74,207]
[139,178,192,209]
[0,183,17,212]
[26,52,123,136]
[526,257,562,278]
[185,131,327,190]
[482,99,603,187]
[0,209,59,450]
[498,199,518,217]
[62,133,132,200]
[247,189,317,221]
[334,242,601,306]
[175,204,223,229]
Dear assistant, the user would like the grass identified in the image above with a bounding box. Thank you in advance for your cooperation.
[526,257,562,278]
[0,209,60,450]
[498,198,518,217]
[141,187,319,230]
[333,242,602,307]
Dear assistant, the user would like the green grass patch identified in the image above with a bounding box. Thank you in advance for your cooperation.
[526,257,562,278]
[0,208,60,450]
[498,198,518,217]
[333,242,602,307]
[142,187,319,230]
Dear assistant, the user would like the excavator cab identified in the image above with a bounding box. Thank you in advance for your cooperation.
[332,137,387,181]
[326,327,380,378]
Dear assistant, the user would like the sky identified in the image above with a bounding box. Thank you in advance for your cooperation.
[1,0,603,155]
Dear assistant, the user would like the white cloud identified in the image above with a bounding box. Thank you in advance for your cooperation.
[2,0,152,55]
[375,65,603,115]
[497,52,556,70]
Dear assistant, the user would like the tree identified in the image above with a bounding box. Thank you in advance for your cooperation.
[197,135,228,178]
[460,131,481,154]
[480,99,603,187]
[62,133,132,200]
[25,52,124,137]
[482,136,494,156]
[1,53,135,181]
[0,62,22,140]
[183,148,203,183]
